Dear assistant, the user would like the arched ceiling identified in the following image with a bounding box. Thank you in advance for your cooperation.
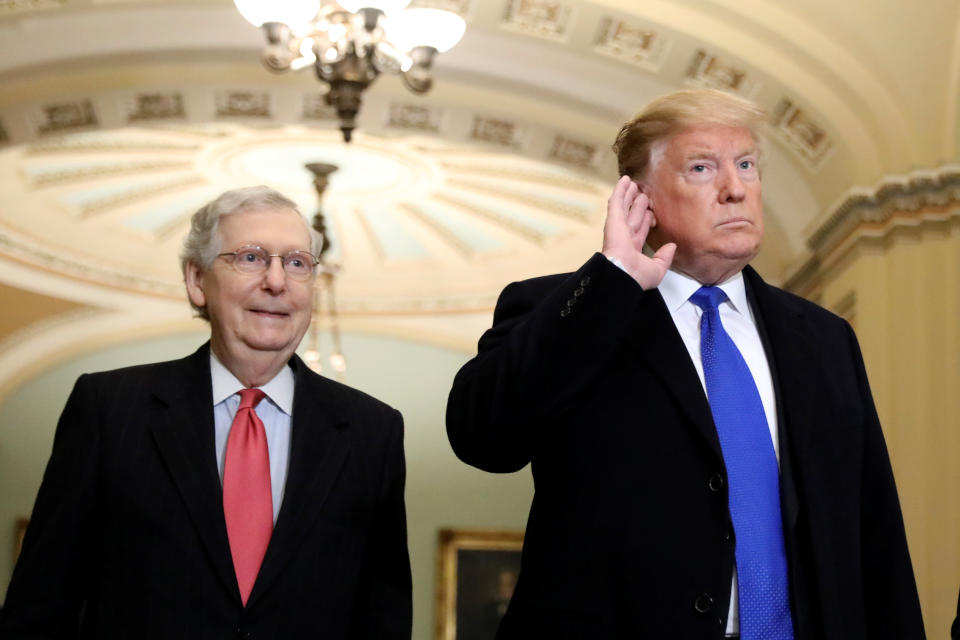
[0,0,957,390]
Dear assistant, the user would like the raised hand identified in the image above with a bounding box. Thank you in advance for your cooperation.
[601,175,676,290]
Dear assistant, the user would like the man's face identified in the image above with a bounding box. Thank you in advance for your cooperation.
[643,124,763,284]
[186,207,314,371]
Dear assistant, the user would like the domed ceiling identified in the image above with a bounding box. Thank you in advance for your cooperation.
[0,0,957,393]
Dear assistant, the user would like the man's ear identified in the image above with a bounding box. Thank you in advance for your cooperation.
[184,261,207,309]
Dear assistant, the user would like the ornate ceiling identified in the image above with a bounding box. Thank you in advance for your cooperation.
[0,0,957,392]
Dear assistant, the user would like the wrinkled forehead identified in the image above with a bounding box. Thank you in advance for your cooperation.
[218,206,312,243]
[647,124,759,174]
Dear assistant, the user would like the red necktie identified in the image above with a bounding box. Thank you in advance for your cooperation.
[223,388,273,606]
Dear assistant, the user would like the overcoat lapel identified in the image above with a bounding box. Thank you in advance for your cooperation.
[147,344,240,600]
[622,287,723,460]
[247,356,351,606]
[743,266,817,530]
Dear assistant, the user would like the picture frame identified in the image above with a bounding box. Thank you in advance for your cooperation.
[435,528,524,640]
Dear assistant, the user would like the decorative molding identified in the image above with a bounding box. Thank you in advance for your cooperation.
[0,0,67,16]
[408,0,469,14]
[548,135,597,169]
[70,176,206,218]
[33,100,98,135]
[446,177,592,223]
[303,94,337,120]
[27,139,199,154]
[0,230,182,297]
[397,203,475,257]
[440,161,603,194]
[387,103,441,132]
[771,98,833,168]
[470,116,524,147]
[501,0,572,42]
[593,17,667,70]
[127,92,186,122]
[216,91,271,118]
[26,159,194,187]
[684,50,758,96]
[434,192,547,244]
[808,165,960,255]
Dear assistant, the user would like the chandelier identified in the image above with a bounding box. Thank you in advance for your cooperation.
[234,0,466,142]
[302,162,346,378]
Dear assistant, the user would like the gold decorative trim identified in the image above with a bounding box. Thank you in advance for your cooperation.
[594,17,667,70]
[127,92,187,122]
[808,165,960,255]
[684,50,758,95]
[771,98,833,168]
[470,116,523,147]
[216,91,271,118]
[388,103,442,132]
[501,0,572,42]
[548,135,597,169]
[435,528,524,640]
[33,100,98,135]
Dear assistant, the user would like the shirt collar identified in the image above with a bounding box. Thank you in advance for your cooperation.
[209,352,295,415]
[657,268,749,317]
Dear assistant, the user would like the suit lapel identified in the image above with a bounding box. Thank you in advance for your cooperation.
[248,356,351,606]
[622,287,723,459]
[147,344,240,600]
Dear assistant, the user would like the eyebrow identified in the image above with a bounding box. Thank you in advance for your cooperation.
[682,147,758,161]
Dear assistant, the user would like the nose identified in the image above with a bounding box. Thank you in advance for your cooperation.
[262,255,288,292]
[717,163,746,203]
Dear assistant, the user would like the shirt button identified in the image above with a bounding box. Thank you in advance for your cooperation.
[573,286,585,297]
[580,276,591,286]
[560,308,571,317]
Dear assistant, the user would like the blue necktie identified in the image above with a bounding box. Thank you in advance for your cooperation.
[690,286,794,640]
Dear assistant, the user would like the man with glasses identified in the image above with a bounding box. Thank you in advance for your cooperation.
[0,186,412,639]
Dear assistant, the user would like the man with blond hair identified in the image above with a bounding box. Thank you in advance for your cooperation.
[446,90,923,639]
[1,186,412,639]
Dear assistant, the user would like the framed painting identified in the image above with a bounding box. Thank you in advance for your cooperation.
[435,528,524,640]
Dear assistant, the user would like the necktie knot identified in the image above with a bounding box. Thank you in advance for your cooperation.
[689,285,728,312]
[238,388,266,411]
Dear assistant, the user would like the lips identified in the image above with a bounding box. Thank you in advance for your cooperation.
[248,308,290,318]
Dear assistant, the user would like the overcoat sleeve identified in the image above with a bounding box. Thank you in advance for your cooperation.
[446,253,646,473]
[0,374,101,638]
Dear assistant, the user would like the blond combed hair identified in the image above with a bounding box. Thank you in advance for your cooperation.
[612,89,767,180]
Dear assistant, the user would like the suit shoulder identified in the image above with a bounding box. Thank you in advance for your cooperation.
[76,354,197,385]
[762,282,848,326]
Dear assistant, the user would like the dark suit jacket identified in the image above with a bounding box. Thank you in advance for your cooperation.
[0,344,411,639]
[446,253,923,639]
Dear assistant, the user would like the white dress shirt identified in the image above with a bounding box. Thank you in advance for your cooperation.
[657,267,780,636]
[210,353,294,525]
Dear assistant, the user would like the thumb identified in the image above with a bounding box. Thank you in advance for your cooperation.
[651,243,676,271]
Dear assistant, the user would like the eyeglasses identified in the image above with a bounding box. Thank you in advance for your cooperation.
[217,245,318,280]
